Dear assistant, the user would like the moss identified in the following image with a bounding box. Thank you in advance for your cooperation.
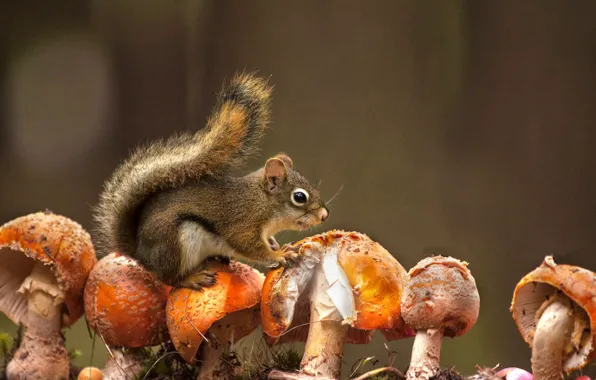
[0,326,21,380]
[232,344,302,380]
[133,342,199,380]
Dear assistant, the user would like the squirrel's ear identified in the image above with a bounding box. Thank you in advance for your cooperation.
[263,157,288,193]
[273,153,293,169]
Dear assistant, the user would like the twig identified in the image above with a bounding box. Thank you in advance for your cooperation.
[350,367,405,380]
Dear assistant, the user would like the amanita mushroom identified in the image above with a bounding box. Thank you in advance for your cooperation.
[510,255,596,380]
[400,255,480,380]
[77,367,104,380]
[261,230,413,380]
[84,252,171,379]
[166,259,265,380]
[496,367,534,380]
[0,211,97,380]
[265,293,376,380]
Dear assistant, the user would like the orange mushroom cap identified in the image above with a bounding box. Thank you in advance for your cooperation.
[0,211,97,327]
[401,255,480,337]
[84,252,171,347]
[166,260,265,364]
[77,367,103,380]
[510,255,596,371]
[261,230,413,340]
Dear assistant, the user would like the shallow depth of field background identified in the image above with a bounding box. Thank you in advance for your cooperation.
[1,0,596,376]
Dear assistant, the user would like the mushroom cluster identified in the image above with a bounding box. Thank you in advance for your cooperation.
[261,230,480,380]
[9,210,593,380]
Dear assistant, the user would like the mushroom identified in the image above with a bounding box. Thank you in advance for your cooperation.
[510,255,595,380]
[400,255,480,380]
[84,252,171,379]
[166,259,265,380]
[469,365,533,380]
[0,211,97,380]
[264,294,376,380]
[496,367,534,380]
[263,284,377,378]
[261,230,413,380]
[77,367,104,380]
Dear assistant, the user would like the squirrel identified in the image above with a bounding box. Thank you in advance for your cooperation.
[92,72,329,289]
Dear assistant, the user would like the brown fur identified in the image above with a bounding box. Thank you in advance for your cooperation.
[92,72,328,287]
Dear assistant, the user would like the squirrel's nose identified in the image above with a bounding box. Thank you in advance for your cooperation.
[318,207,329,222]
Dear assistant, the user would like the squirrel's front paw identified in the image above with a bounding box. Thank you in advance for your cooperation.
[275,241,322,269]
[179,270,219,290]
[276,250,300,268]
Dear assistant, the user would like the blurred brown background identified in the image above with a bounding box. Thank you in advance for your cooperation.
[1,0,595,376]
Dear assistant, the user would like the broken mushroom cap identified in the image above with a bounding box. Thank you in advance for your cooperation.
[84,252,172,347]
[261,230,412,337]
[401,255,480,380]
[166,260,265,365]
[261,230,413,379]
[510,255,596,373]
[0,210,97,327]
[261,286,374,347]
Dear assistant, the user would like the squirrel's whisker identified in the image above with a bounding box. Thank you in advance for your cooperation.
[326,184,344,205]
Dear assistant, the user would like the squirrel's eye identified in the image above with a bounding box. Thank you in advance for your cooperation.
[291,188,309,206]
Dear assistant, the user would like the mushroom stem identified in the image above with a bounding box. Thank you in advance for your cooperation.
[6,262,69,380]
[301,319,348,378]
[531,299,574,380]
[197,341,228,380]
[102,348,144,380]
[406,328,443,380]
[299,264,348,380]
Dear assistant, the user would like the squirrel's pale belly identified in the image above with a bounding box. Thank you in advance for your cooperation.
[177,221,236,276]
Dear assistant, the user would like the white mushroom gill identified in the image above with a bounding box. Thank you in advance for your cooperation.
[321,245,356,323]
[270,240,357,331]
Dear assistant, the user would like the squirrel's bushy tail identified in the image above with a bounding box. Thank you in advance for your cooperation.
[92,72,272,259]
